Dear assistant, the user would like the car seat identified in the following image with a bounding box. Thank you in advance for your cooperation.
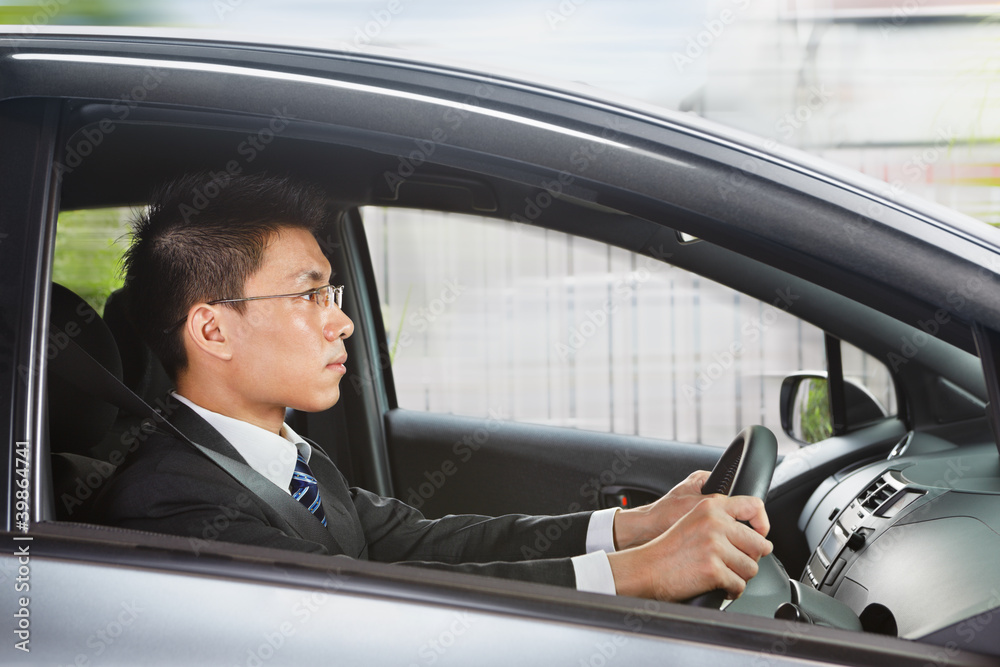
[48,283,124,521]
[102,287,173,407]
[98,287,174,462]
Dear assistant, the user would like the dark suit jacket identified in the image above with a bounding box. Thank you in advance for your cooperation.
[94,403,593,586]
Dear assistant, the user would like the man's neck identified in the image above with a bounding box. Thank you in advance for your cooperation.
[175,375,285,434]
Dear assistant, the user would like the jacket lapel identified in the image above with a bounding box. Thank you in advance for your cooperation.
[167,403,349,555]
[303,439,368,559]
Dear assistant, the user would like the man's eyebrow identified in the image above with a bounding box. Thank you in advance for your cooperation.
[291,268,331,285]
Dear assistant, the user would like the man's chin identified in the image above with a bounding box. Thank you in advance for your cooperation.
[288,390,341,414]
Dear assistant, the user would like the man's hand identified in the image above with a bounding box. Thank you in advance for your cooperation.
[606,495,772,601]
[612,470,713,550]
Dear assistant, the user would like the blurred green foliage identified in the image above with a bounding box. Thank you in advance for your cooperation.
[801,378,833,444]
[52,207,132,315]
[0,1,158,26]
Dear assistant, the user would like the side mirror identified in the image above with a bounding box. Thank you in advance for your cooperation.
[780,372,888,445]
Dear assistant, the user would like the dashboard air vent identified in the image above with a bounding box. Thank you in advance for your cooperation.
[860,476,899,514]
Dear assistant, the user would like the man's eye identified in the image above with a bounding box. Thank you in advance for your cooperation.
[301,292,319,303]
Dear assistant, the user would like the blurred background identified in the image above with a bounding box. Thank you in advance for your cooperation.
[18,0,998,450]
[5,0,998,223]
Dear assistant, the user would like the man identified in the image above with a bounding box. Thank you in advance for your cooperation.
[96,172,771,600]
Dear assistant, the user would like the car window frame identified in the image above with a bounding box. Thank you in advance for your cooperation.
[1,98,62,531]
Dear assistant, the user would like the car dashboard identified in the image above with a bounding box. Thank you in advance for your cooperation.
[795,430,1000,642]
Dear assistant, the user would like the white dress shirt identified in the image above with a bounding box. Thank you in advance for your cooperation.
[175,393,619,594]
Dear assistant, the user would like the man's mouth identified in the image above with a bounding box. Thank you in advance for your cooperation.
[327,354,348,373]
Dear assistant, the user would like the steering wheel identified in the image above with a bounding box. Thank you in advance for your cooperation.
[686,425,778,609]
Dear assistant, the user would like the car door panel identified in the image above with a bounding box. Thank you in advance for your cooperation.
[384,408,722,519]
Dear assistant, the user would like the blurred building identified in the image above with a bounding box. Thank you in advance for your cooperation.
[691,0,1000,223]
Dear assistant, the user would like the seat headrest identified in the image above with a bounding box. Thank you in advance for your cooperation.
[47,283,123,454]
[103,287,173,403]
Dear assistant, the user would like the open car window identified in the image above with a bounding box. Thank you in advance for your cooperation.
[362,206,896,454]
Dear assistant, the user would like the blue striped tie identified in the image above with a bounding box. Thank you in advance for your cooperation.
[289,453,328,527]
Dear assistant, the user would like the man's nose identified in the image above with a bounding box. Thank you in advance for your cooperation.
[324,307,354,341]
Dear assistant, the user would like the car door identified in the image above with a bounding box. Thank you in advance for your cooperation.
[340,201,902,530]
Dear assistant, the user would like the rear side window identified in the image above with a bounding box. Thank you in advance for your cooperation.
[53,207,131,314]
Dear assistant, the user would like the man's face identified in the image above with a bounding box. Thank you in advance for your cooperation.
[223,226,354,415]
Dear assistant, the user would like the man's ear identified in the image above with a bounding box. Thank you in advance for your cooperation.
[184,304,233,362]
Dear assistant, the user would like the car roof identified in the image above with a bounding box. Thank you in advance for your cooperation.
[1,25,992,242]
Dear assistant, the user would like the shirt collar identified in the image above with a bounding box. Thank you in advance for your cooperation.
[174,393,310,493]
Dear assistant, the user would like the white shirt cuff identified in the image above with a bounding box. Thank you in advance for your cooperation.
[571,551,617,595]
[585,507,619,554]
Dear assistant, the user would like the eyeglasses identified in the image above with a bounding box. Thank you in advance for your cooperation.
[163,284,344,334]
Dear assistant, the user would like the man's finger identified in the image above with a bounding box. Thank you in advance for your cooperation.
[723,554,759,599]
[688,470,712,492]
[712,557,750,600]
[726,519,773,560]
[726,495,771,538]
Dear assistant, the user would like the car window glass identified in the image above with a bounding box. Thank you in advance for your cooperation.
[53,207,132,314]
[842,339,898,417]
[362,207,895,454]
